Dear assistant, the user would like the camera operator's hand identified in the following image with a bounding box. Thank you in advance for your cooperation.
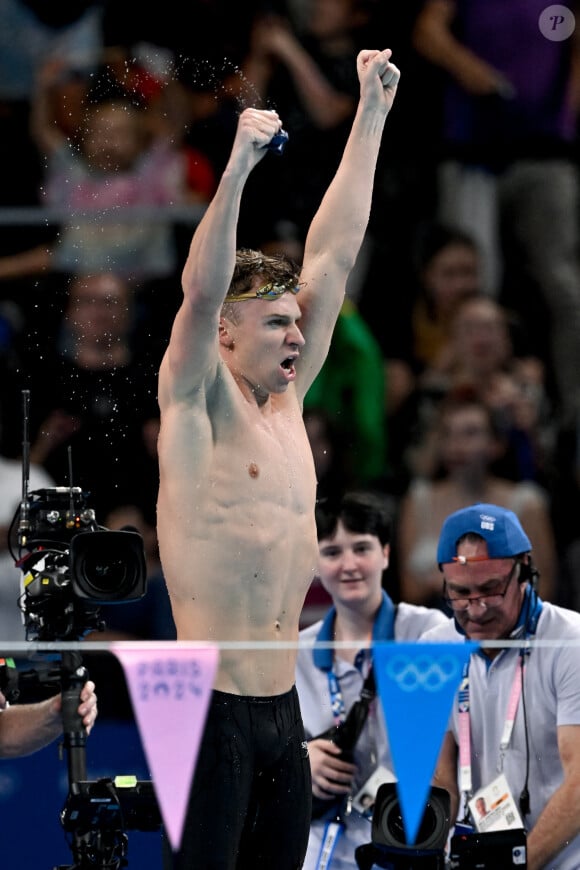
[51,679,98,735]
[308,737,357,799]
[0,680,97,757]
[65,679,97,735]
[78,679,98,735]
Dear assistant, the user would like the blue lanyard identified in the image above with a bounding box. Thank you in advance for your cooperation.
[323,593,396,723]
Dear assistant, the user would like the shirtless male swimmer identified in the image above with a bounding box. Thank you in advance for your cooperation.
[157,48,400,870]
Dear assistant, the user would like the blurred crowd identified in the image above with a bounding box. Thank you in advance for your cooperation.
[1,0,580,643]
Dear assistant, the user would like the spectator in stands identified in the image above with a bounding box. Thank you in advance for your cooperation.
[407,294,554,489]
[385,221,482,470]
[413,0,580,422]
[0,0,103,220]
[397,390,557,610]
[0,52,212,342]
[241,0,369,238]
[26,272,160,522]
[304,295,388,488]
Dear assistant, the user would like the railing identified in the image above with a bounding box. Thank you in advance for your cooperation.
[0,204,207,225]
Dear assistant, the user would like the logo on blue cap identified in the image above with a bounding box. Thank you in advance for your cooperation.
[437,503,532,564]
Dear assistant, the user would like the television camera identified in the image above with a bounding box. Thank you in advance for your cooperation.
[355,783,451,870]
[354,783,527,869]
[4,391,160,869]
[13,485,147,642]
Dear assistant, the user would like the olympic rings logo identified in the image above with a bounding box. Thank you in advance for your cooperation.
[385,654,460,692]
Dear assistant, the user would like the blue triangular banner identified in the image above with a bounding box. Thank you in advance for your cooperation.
[373,640,478,844]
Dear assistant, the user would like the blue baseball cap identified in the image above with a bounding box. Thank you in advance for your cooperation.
[437,503,532,565]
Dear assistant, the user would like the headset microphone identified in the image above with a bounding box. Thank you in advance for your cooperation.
[517,557,539,589]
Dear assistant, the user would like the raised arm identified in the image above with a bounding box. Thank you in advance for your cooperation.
[244,14,356,130]
[160,108,283,402]
[29,58,70,156]
[296,49,400,395]
[412,0,511,96]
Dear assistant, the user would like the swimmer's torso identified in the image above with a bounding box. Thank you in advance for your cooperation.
[157,368,318,695]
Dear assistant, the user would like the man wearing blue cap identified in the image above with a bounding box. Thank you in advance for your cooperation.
[422,503,580,870]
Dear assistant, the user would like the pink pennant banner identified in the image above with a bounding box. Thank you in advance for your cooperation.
[111,642,219,851]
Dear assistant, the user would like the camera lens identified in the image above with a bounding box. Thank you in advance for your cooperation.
[381,803,438,845]
[70,530,146,602]
[80,547,131,594]
[372,784,451,853]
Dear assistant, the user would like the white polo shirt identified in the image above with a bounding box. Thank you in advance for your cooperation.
[422,599,580,870]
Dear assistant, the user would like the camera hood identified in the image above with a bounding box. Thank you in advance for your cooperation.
[371,783,451,853]
[70,529,147,603]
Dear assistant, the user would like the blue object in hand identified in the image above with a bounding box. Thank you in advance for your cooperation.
[266,128,289,155]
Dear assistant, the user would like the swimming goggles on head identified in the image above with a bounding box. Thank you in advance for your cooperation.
[226,281,301,302]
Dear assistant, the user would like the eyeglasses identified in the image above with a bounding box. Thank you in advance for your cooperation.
[442,562,518,612]
[226,282,301,302]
